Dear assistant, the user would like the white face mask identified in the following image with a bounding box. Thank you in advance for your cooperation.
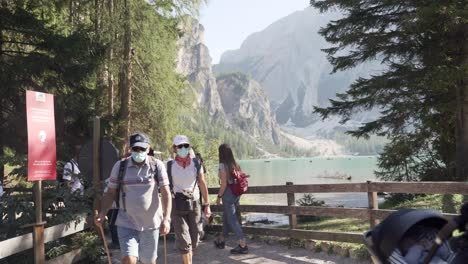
[131,151,147,163]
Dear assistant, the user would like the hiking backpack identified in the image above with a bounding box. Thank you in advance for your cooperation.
[115,156,161,212]
[57,159,76,182]
[229,168,249,196]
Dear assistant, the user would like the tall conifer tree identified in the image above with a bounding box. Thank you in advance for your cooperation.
[311,1,468,181]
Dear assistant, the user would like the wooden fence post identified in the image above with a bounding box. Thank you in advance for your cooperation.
[33,180,45,264]
[367,180,378,228]
[92,117,101,213]
[286,182,297,229]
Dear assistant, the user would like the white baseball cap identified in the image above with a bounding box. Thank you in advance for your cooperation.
[173,135,190,146]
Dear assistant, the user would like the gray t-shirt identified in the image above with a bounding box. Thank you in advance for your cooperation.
[107,156,169,231]
[218,163,234,184]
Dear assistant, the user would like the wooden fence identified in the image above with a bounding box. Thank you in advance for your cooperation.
[0,215,90,261]
[1,181,467,261]
[208,181,468,244]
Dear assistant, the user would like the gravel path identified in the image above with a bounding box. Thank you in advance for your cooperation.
[108,234,370,264]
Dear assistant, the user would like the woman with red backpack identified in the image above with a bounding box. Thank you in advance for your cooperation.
[214,143,249,254]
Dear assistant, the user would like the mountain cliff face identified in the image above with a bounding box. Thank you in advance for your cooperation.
[176,18,224,117]
[176,18,281,145]
[214,7,378,127]
[217,73,281,145]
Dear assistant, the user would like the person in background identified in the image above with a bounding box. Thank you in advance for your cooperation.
[214,143,248,254]
[0,182,4,198]
[195,152,207,176]
[95,133,172,264]
[195,152,209,240]
[62,146,84,195]
[0,173,4,198]
[169,135,211,264]
[148,147,155,157]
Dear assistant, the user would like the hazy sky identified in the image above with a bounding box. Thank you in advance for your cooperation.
[200,0,310,64]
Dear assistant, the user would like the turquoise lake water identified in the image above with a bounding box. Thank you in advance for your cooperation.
[238,156,379,208]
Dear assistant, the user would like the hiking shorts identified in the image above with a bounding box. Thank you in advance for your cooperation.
[172,199,201,254]
[117,226,160,263]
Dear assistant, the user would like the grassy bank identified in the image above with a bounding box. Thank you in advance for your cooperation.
[237,194,466,261]
[291,193,466,234]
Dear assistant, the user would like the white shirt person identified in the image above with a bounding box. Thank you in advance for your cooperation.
[62,158,84,195]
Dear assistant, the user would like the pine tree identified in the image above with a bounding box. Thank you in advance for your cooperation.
[311,1,468,181]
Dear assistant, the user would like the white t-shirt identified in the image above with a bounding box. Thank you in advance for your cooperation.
[171,161,200,201]
[62,159,84,195]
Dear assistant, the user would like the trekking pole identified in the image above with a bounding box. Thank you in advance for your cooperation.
[95,214,112,264]
[164,234,167,264]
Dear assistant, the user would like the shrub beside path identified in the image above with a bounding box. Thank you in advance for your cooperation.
[109,235,370,264]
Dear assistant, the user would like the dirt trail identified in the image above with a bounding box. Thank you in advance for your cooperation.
[109,235,370,264]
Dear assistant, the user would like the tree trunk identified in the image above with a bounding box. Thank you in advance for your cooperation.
[107,0,114,115]
[455,24,468,182]
[117,0,133,155]
[69,0,73,24]
[0,7,4,185]
[95,0,106,113]
[94,0,101,33]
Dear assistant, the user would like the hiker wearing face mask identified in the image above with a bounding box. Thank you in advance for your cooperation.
[95,133,171,264]
[167,135,211,264]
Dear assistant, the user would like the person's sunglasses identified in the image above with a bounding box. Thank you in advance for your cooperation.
[177,144,190,149]
[132,146,147,152]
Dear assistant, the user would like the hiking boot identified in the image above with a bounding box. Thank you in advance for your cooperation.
[230,245,248,254]
[214,240,225,249]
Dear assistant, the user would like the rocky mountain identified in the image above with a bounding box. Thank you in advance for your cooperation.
[176,17,224,118]
[214,7,379,127]
[217,73,280,145]
[176,18,281,145]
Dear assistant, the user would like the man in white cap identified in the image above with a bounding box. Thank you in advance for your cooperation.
[167,135,211,264]
[95,132,171,264]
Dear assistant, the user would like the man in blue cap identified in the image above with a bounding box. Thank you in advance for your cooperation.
[95,133,171,264]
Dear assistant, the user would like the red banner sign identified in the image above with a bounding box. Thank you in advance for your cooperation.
[26,91,57,181]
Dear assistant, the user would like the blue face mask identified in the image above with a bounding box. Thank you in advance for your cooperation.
[177,147,190,158]
[131,151,147,163]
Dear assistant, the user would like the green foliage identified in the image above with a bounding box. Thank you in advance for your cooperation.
[380,194,465,214]
[72,232,105,262]
[311,0,468,182]
[0,0,207,262]
[296,194,325,222]
[46,242,69,259]
[179,109,260,159]
[129,1,186,149]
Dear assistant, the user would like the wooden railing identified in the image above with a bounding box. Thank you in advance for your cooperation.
[0,215,91,261]
[208,181,468,244]
[2,181,467,260]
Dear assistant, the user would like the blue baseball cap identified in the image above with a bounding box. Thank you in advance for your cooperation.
[129,133,150,149]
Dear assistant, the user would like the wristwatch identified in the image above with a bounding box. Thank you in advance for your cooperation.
[217,195,222,199]
[205,203,210,206]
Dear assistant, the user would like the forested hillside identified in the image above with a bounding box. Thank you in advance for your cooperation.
[0,0,204,177]
[0,0,205,240]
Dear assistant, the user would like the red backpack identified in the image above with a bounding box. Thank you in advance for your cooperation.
[229,169,249,196]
